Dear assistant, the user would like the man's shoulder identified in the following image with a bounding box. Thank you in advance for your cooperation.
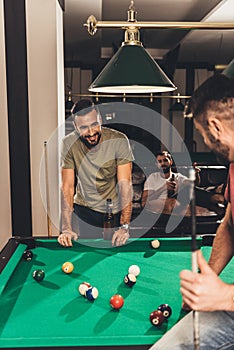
[102,127,128,140]
[147,172,161,180]
[176,172,188,180]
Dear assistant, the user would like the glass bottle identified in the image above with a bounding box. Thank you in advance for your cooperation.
[167,173,176,198]
[103,198,115,240]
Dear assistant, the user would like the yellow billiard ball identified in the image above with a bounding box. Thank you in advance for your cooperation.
[62,261,74,274]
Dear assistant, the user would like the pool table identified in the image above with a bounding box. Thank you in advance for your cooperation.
[0,236,233,350]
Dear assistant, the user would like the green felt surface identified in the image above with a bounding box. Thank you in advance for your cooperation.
[0,238,233,348]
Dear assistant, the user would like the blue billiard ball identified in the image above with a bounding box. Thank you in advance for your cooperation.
[85,287,99,301]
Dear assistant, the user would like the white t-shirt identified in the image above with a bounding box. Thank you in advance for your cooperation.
[144,172,188,199]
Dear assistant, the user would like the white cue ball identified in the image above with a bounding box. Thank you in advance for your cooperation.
[128,264,140,277]
[151,239,160,249]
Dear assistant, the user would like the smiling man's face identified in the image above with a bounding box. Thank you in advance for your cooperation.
[74,109,102,148]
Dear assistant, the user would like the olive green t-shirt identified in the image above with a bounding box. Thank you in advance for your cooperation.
[61,127,134,213]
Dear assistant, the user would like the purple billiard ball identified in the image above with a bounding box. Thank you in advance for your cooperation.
[150,310,165,326]
[157,304,172,319]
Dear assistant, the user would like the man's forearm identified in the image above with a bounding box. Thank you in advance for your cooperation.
[120,201,132,225]
[208,205,234,274]
[61,187,74,232]
[119,180,132,225]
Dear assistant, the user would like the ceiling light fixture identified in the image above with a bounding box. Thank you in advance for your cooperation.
[223,58,234,77]
[85,1,176,94]
[84,1,234,94]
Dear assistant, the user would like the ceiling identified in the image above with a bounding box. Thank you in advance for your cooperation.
[63,0,234,75]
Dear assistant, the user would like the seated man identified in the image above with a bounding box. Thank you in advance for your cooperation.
[142,151,225,217]
[142,151,200,216]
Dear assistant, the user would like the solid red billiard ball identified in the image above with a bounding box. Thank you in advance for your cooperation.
[110,294,124,309]
[23,249,33,261]
[62,261,74,274]
[150,310,165,326]
[33,269,45,282]
[157,304,172,319]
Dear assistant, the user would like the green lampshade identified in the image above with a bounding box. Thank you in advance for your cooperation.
[223,58,234,78]
[89,44,177,93]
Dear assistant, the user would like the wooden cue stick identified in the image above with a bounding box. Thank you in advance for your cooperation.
[44,141,52,237]
[189,167,200,350]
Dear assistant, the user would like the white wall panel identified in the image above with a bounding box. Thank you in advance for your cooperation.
[26,0,65,237]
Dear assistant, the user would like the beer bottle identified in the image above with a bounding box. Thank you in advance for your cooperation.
[167,173,176,198]
[103,199,115,240]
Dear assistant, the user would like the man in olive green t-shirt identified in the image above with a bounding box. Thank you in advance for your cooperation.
[58,99,134,247]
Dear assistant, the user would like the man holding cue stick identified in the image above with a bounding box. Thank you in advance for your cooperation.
[149,74,234,349]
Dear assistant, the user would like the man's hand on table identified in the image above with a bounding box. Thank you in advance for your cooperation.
[58,230,79,247]
[112,228,129,247]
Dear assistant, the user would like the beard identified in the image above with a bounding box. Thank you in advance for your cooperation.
[80,132,101,149]
[161,166,170,174]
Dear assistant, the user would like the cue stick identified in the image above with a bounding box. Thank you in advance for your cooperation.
[189,166,200,350]
[44,141,52,237]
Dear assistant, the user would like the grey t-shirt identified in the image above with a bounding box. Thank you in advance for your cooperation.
[61,127,134,213]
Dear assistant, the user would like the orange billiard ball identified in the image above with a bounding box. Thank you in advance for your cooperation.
[62,261,74,274]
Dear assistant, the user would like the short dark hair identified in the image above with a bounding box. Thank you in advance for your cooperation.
[71,99,96,119]
[155,150,172,161]
[187,74,234,125]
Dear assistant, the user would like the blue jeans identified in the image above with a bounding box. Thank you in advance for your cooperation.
[149,310,234,350]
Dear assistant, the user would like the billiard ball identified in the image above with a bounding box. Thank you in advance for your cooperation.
[151,239,160,249]
[124,273,136,287]
[110,294,124,309]
[149,310,165,326]
[85,286,99,301]
[157,304,172,318]
[62,261,74,274]
[128,264,140,277]
[78,282,92,296]
[33,269,45,282]
[23,249,33,261]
